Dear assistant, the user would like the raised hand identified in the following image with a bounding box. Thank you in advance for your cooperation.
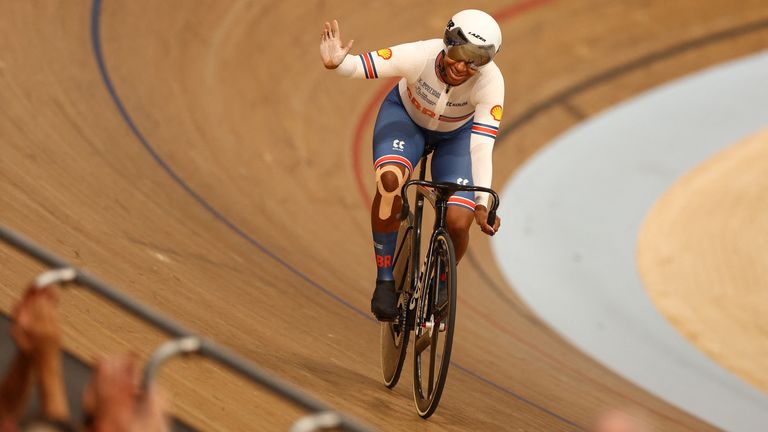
[320,19,354,69]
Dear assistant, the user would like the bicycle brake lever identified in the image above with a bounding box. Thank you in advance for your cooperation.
[487,211,496,229]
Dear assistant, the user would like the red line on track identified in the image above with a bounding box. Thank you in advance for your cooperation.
[493,0,554,21]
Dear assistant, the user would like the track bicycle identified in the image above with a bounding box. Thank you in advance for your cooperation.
[379,147,499,418]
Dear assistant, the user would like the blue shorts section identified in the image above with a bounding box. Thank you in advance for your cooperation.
[372,87,475,211]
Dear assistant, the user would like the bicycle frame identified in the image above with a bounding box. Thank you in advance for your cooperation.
[380,150,501,413]
[405,160,427,304]
[398,153,500,313]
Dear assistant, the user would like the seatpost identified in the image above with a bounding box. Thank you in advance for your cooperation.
[417,153,428,181]
[433,196,449,230]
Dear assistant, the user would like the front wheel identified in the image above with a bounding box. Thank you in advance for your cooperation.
[412,230,457,418]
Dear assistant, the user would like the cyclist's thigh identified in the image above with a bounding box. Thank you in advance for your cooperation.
[372,88,425,176]
[430,124,475,212]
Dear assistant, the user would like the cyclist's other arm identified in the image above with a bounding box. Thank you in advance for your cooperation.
[469,80,505,235]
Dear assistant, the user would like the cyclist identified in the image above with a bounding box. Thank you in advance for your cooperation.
[320,9,503,321]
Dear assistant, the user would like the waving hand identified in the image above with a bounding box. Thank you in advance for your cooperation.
[320,20,354,69]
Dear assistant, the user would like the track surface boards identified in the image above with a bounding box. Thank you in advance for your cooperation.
[2,1,767,430]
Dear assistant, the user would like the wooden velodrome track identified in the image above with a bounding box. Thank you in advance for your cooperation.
[1,0,767,430]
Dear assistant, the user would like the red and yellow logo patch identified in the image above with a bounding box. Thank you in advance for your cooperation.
[490,105,503,121]
[377,48,393,60]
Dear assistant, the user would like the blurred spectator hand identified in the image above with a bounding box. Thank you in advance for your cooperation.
[135,386,170,432]
[85,355,169,432]
[11,286,62,358]
[1,283,69,427]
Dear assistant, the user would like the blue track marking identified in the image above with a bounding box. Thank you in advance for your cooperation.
[89,1,584,428]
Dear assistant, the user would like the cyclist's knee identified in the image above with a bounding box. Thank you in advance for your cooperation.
[379,170,401,193]
[446,206,473,234]
[375,163,407,193]
[375,164,408,219]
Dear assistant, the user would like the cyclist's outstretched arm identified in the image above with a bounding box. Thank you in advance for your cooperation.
[320,19,423,81]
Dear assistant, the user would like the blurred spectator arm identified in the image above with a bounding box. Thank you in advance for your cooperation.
[8,285,69,423]
[0,351,34,422]
[35,349,68,422]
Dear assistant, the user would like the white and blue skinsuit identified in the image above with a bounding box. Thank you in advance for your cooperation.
[336,38,505,282]
[335,38,505,211]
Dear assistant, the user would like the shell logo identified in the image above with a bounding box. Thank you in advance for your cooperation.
[491,105,503,121]
[377,48,393,60]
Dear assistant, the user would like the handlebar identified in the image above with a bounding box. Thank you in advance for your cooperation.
[398,180,500,228]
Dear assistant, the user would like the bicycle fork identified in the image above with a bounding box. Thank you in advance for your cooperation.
[412,229,448,334]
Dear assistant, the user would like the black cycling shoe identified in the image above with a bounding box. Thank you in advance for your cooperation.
[371,279,398,321]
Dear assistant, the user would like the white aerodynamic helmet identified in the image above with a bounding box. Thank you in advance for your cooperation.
[443,9,502,68]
